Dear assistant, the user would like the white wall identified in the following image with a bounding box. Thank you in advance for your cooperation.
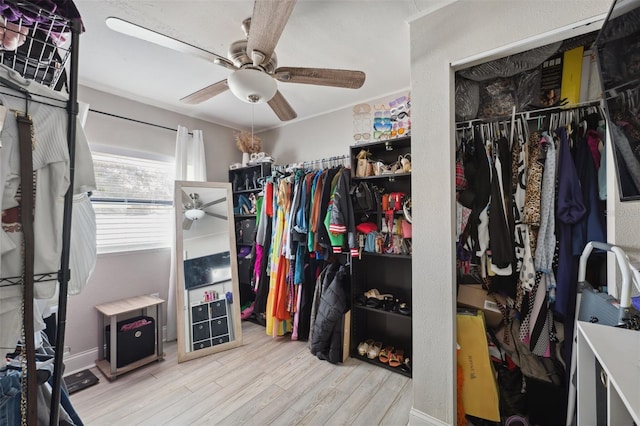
[408,1,611,424]
[65,86,240,362]
[261,108,355,165]
[260,90,410,165]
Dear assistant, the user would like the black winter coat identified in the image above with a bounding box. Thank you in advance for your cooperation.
[309,263,350,363]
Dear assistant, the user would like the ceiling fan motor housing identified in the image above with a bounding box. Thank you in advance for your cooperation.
[227,68,277,103]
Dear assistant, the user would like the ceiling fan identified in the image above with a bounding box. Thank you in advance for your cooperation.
[181,191,227,230]
[105,0,366,121]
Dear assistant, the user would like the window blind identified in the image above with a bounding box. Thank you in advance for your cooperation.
[91,151,175,253]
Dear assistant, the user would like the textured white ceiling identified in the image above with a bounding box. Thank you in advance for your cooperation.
[74,0,444,131]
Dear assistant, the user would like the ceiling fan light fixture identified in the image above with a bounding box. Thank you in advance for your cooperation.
[227,68,277,104]
[185,209,205,221]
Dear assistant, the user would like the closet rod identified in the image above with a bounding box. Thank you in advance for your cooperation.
[455,99,604,129]
[604,78,640,99]
[275,154,350,172]
[89,109,193,135]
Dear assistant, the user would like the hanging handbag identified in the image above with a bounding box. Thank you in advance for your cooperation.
[356,158,373,177]
[401,219,412,239]
[388,192,406,211]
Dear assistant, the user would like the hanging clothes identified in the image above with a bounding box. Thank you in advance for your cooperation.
[0,67,96,350]
[258,163,355,340]
[309,262,350,363]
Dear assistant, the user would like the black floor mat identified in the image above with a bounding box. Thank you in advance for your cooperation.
[64,369,99,394]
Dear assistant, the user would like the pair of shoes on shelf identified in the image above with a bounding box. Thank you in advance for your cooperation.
[400,357,411,374]
[248,193,257,214]
[366,295,393,309]
[399,154,412,173]
[357,339,374,356]
[388,349,405,368]
[379,345,394,363]
[366,341,383,359]
[236,194,252,215]
[364,288,392,300]
[379,346,405,368]
[398,302,411,316]
[232,174,240,192]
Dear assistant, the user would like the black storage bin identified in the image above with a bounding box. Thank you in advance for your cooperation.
[210,317,229,338]
[193,340,211,351]
[210,300,227,318]
[236,218,256,244]
[191,304,209,323]
[237,257,253,283]
[106,315,155,368]
[212,335,230,346]
[192,322,211,342]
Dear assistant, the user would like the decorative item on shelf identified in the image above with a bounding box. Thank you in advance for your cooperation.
[234,130,261,166]
[249,151,275,165]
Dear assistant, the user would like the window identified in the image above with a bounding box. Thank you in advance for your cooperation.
[91,151,175,253]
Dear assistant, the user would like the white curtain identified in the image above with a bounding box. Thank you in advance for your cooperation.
[167,126,207,341]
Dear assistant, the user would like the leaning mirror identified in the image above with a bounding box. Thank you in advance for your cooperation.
[174,181,242,363]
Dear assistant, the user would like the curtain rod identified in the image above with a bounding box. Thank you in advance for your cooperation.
[88,108,193,135]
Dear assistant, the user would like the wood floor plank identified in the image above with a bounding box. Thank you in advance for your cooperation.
[70,321,411,425]
[350,371,410,425]
[380,380,414,426]
[323,366,397,425]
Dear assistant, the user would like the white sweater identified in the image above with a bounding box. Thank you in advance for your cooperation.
[0,65,96,350]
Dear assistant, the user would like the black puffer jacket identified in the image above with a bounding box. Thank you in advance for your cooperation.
[309,263,350,363]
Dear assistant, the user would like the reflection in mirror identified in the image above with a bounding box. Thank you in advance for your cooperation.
[595,0,640,200]
[174,181,242,363]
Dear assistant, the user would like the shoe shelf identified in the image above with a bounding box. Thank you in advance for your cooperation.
[357,252,411,260]
[351,135,411,151]
[353,353,412,378]
[352,172,411,181]
[353,304,412,319]
[229,163,273,316]
[233,188,263,195]
[349,137,412,377]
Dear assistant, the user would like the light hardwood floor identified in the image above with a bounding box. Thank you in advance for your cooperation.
[70,321,412,425]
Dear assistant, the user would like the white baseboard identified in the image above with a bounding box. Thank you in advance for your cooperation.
[409,408,451,426]
[63,347,98,376]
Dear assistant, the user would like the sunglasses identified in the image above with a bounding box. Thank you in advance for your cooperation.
[373,104,390,111]
[373,118,392,131]
[374,111,391,118]
[389,96,407,109]
[353,103,371,114]
[353,133,372,141]
[391,111,409,121]
[373,130,391,140]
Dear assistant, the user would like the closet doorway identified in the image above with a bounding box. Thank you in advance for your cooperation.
[452,26,610,426]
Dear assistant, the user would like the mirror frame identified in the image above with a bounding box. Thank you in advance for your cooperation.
[174,180,243,363]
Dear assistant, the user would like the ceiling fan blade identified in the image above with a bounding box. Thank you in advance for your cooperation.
[201,197,227,209]
[183,217,193,230]
[267,90,297,121]
[205,212,228,220]
[181,190,192,207]
[105,17,236,70]
[180,80,229,105]
[274,67,366,89]
[246,0,297,66]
